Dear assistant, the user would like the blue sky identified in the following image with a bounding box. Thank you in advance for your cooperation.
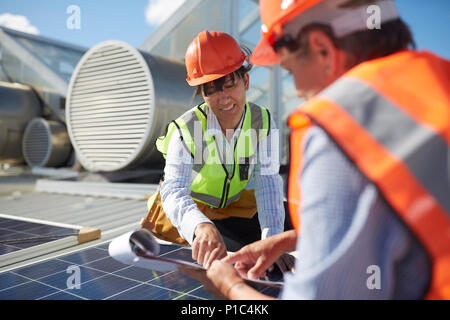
[0,0,449,58]
[0,0,156,49]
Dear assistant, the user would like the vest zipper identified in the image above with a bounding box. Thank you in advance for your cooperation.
[218,137,238,208]
[220,176,231,208]
[215,133,229,208]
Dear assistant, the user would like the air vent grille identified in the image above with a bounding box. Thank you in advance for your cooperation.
[66,42,153,172]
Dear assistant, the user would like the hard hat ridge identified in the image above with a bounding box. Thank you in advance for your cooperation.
[185,30,247,86]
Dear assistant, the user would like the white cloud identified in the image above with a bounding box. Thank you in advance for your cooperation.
[0,13,40,35]
[145,0,187,26]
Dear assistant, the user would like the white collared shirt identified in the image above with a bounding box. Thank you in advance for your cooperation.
[160,104,285,245]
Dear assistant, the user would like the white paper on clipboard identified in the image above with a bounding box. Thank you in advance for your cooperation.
[108,231,192,272]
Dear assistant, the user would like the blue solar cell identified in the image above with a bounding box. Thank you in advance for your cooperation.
[67,274,139,300]
[158,243,185,255]
[149,271,203,293]
[38,266,108,290]
[108,283,188,300]
[14,259,74,279]
[40,291,84,300]
[0,230,30,241]
[113,266,165,283]
[0,280,58,300]
[0,219,31,230]
[21,224,76,236]
[7,239,52,249]
[0,243,19,255]
[187,286,217,300]
[58,247,108,265]
[82,256,129,274]
[0,218,11,227]
[0,272,30,290]
[12,223,51,233]
[95,243,110,250]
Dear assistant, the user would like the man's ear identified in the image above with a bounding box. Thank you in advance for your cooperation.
[308,30,338,75]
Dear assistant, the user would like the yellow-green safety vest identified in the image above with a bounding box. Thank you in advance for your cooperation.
[153,101,271,209]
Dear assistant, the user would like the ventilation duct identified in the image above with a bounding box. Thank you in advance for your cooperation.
[22,118,72,168]
[66,40,199,172]
[0,82,42,164]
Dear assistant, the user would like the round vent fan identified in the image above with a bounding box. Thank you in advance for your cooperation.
[22,118,71,168]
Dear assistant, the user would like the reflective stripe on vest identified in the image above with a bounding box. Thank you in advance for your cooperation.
[157,101,270,208]
[289,50,450,299]
[287,115,311,232]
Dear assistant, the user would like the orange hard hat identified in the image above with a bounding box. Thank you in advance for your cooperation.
[251,0,399,66]
[185,30,247,86]
[251,0,323,66]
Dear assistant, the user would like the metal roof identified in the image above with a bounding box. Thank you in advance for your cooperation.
[0,177,159,273]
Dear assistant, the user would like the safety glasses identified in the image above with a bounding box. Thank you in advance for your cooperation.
[201,73,240,97]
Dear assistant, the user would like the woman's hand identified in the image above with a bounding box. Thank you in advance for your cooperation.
[192,222,227,268]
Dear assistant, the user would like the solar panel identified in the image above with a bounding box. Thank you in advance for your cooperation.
[0,217,78,255]
[0,241,281,300]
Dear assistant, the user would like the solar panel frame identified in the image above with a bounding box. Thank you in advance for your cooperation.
[0,217,79,255]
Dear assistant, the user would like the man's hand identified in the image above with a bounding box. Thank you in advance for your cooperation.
[192,222,227,268]
[222,230,297,279]
[222,238,277,279]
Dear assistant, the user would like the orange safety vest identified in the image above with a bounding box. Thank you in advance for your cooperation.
[288,50,450,299]
[287,115,310,232]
